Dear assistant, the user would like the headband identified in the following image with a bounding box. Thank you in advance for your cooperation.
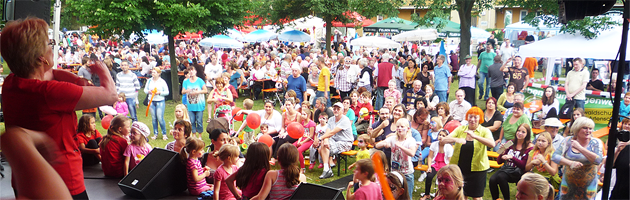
[391,171,404,186]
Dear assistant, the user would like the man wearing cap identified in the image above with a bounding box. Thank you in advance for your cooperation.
[317,102,353,179]
[532,117,565,150]
[458,56,477,106]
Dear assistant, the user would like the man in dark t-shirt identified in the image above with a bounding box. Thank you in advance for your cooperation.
[501,56,529,92]
[587,68,605,91]
[313,97,333,121]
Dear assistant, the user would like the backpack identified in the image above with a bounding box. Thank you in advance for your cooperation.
[558,100,575,119]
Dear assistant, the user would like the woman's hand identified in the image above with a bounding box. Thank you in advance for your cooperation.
[571,140,585,152]
[502,155,513,160]
[569,161,583,169]
[426,166,432,173]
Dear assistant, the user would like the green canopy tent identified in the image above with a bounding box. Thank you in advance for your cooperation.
[364,17,418,34]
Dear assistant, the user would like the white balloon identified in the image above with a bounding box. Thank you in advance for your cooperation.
[99,106,117,115]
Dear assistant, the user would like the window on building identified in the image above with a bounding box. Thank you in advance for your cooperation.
[520,10,528,21]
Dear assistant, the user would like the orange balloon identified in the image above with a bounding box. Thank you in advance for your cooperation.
[232,107,244,121]
[246,113,261,129]
[258,134,274,147]
[101,115,114,129]
[287,122,304,139]
[372,152,394,200]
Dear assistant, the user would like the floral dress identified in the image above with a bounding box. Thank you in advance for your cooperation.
[211,87,233,130]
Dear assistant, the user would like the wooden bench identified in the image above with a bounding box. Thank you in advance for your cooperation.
[352,140,374,148]
[487,151,499,159]
[489,160,503,168]
[414,164,429,171]
[593,127,610,139]
[336,150,357,176]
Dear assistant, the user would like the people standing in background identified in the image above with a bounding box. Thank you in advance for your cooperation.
[434,55,452,102]
[478,43,497,101]
[565,57,589,111]
[586,68,605,92]
[458,56,477,106]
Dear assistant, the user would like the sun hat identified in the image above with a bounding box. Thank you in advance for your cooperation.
[542,118,565,128]
[132,121,151,142]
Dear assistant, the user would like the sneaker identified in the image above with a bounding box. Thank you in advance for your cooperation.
[309,163,316,170]
[319,170,333,179]
[162,135,168,141]
[418,172,427,182]
[151,136,157,140]
[318,163,323,169]
[330,163,336,168]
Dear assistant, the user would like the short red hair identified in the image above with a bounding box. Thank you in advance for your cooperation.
[466,107,484,124]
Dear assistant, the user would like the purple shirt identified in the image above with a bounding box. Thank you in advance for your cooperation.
[457,64,477,89]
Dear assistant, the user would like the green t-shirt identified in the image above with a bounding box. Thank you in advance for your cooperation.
[478,51,496,73]
[502,114,532,140]
[243,114,253,132]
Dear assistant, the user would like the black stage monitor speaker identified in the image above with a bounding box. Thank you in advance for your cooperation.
[289,182,345,200]
[559,0,615,24]
[118,148,187,199]
[2,0,51,24]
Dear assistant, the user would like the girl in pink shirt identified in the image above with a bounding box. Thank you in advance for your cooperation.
[384,80,402,104]
[213,145,241,200]
[114,93,129,116]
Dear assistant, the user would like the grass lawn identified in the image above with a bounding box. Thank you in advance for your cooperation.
[0,59,611,199]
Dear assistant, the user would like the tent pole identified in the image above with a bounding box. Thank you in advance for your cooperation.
[602,2,629,199]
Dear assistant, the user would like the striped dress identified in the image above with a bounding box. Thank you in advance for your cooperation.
[269,169,300,200]
[186,158,211,196]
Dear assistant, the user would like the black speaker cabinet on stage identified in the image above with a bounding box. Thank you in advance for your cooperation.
[2,0,51,24]
[289,182,345,200]
[118,148,187,199]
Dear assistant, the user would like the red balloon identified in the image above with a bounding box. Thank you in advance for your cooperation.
[258,134,274,147]
[287,122,305,139]
[246,113,261,129]
[232,107,244,121]
[101,115,114,129]
[444,120,461,134]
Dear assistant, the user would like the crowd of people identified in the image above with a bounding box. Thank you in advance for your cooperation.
[1,17,629,200]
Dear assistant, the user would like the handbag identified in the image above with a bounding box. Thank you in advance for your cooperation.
[559,99,575,119]
[499,165,523,178]
[142,93,150,106]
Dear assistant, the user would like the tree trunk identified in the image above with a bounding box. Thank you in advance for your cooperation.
[168,34,180,101]
[325,19,332,56]
[457,0,474,65]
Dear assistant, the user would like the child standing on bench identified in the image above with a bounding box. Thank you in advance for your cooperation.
[375,118,419,198]
[348,134,372,170]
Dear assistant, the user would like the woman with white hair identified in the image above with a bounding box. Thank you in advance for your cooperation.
[551,117,603,200]
[357,58,374,92]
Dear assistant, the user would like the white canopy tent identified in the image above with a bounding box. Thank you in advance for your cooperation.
[519,26,626,60]
[519,26,626,85]
[350,36,401,49]
[392,29,439,42]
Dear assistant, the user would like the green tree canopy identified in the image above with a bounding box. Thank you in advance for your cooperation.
[66,0,252,100]
[254,0,402,55]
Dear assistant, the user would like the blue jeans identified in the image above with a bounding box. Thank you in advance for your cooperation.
[314,91,331,107]
[125,98,137,121]
[575,99,585,111]
[624,74,630,92]
[375,87,386,110]
[477,72,490,99]
[405,173,414,198]
[421,147,430,164]
[552,64,562,85]
[436,90,448,102]
[188,110,204,134]
[149,100,166,137]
